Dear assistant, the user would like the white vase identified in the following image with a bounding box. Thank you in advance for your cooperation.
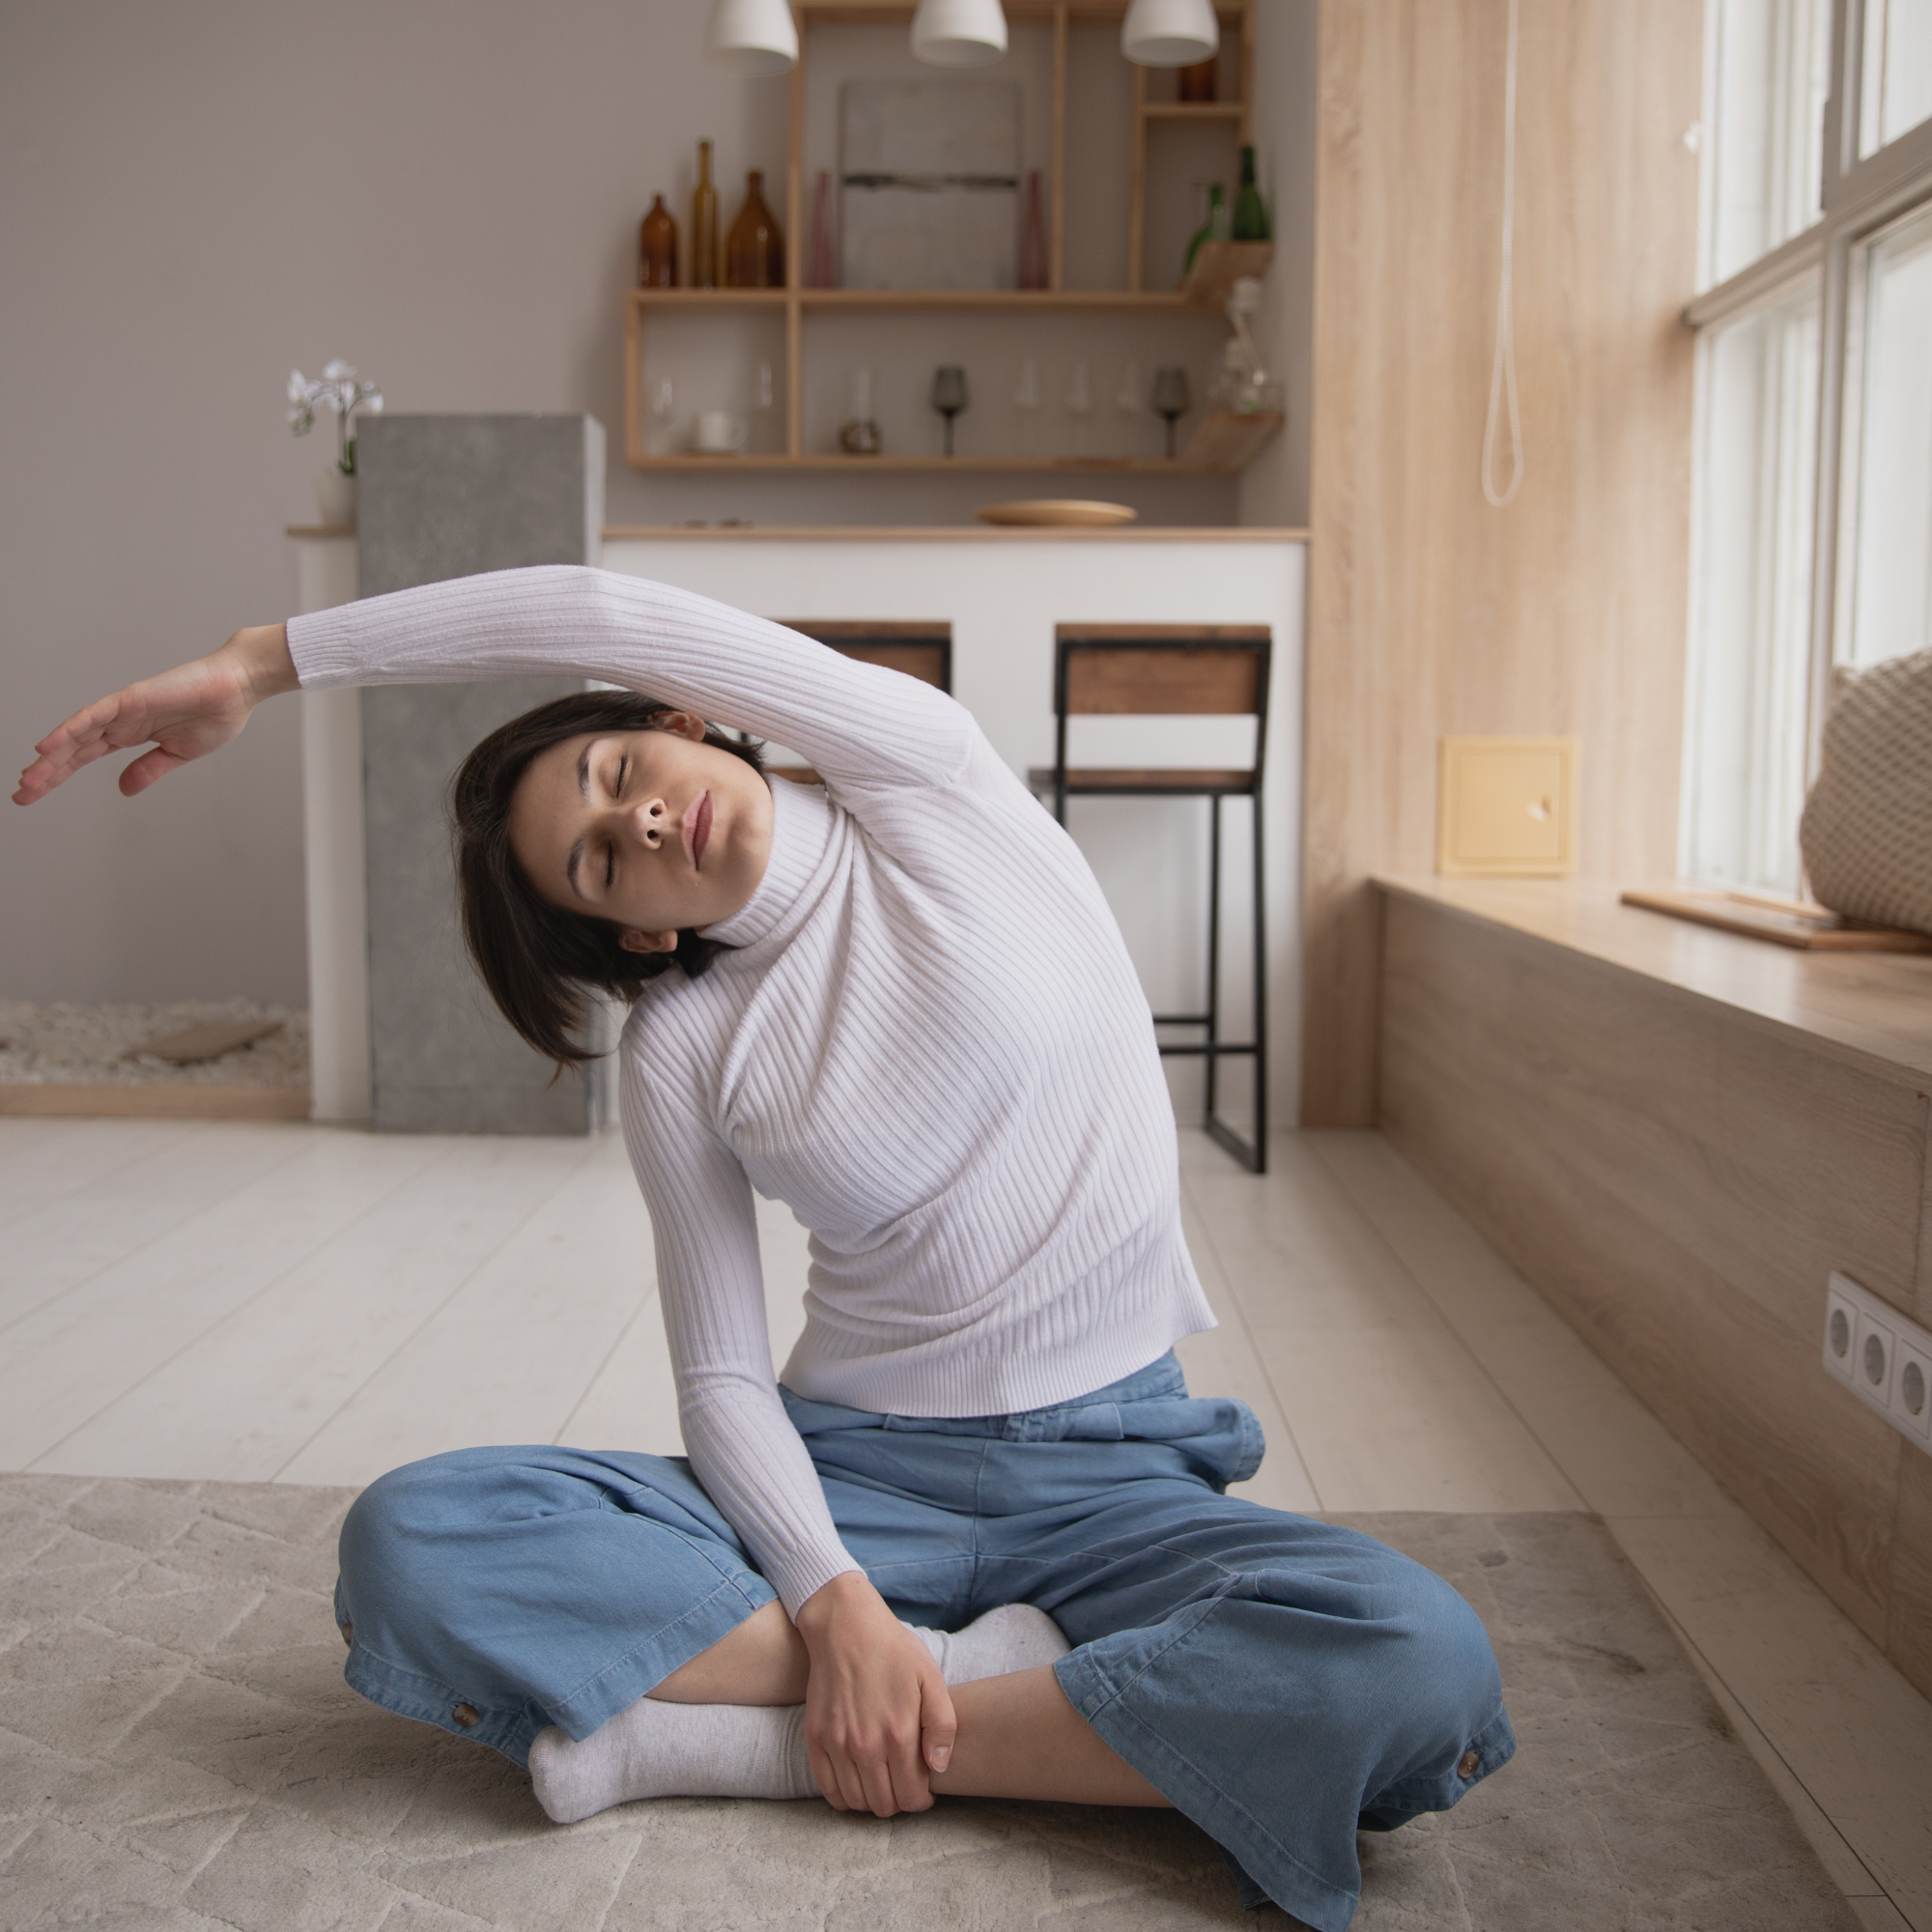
[312,469,356,528]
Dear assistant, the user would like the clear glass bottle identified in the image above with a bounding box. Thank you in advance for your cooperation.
[691,139,720,289]
[725,170,785,289]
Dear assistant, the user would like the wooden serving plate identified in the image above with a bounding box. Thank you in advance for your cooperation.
[974,499,1139,527]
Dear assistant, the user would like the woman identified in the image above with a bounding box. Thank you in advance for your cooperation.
[14,566,1513,1932]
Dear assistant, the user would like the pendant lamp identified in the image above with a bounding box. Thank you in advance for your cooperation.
[704,0,799,76]
[1121,0,1219,68]
[910,0,1009,67]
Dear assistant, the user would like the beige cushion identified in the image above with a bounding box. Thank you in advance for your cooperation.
[1799,644,1932,936]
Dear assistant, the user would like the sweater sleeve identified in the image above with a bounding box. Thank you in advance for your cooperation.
[620,1035,863,1616]
[285,564,973,796]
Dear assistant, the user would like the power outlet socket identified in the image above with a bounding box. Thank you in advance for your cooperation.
[1824,1271,1932,1452]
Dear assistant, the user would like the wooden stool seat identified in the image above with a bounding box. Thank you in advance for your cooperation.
[1025,766,1259,795]
[765,621,952,788]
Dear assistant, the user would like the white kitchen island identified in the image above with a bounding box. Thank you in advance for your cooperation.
[295,525,1308,1135]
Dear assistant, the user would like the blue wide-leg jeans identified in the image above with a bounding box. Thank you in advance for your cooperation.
[333,1353,1514,1931]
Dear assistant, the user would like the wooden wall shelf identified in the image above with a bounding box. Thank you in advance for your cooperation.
[1178,240,1275,311]
[624,1,1265,475]
[628,288,1195,316]
[626,450,1270,474]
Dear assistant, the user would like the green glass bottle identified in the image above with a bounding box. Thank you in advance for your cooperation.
[1184,183,1226,275]
[1233,145,1269,242]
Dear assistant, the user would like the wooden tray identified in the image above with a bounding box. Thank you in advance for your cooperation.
[974,499,1138,527]
[1620,886,1932,952]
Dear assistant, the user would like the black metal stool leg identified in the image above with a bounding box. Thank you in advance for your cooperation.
[1205,794,1222,1127]
[1202,786,1265,1176]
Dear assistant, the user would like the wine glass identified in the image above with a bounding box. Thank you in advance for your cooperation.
[649,378,676,456]
[1065,359,1093,456]
[930,365,969,457]
[1015,358,1041,455]
[1151,366,1191,460]
[752,358,775,451]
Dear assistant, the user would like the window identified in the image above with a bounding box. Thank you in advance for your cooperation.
[1686,285,1820,892]
[1860,0,1932,154]
[1703,0,1833,287]
[1839,202,1932,668]
[1682,0,1932,895]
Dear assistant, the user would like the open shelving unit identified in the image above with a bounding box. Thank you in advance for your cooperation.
[622,0,1279,476]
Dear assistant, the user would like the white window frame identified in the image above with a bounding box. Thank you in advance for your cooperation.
[1684,0,1932,883]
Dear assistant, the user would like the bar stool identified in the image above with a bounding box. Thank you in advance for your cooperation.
[1028,623,1271,1174]
[765,620,952,784]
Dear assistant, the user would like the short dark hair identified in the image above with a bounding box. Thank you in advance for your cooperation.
[449,691,766,1066]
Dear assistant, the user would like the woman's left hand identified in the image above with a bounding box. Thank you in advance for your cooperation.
[794,1570,956,1817]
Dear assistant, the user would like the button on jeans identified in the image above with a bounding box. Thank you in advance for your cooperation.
[335,1352,1514,1932]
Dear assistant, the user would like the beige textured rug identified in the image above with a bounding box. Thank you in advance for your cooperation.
[0,1476,1858,1930]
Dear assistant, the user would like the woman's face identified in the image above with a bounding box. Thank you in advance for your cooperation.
[508,715,774,953]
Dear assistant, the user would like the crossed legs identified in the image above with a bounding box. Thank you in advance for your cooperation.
[649,1600,1165,1804]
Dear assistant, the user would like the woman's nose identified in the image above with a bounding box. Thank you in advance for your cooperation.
[626,797,669,848]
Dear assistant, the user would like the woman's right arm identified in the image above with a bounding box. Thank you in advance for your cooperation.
[626,1056,956,1817]
[14,624,297,806]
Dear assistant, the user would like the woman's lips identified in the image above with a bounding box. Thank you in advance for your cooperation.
[686,791,713,868]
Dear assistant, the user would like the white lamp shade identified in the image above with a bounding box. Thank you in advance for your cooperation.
[705,0,798,76]
[1121,0,1219,68]
[911,0,1009,68]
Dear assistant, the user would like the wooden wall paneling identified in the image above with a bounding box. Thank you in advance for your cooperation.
[1302,0,1703,1123]
[1378,892,1932,1680]
[1890,1451,1932,1702]
[1918,1103,1932,1325]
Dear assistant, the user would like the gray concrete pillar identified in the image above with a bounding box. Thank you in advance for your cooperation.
[355,414,608,1134]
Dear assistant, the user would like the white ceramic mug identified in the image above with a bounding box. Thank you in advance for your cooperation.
[694,411,749,454]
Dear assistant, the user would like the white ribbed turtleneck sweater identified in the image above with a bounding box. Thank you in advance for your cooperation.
[288,566,1215,1612]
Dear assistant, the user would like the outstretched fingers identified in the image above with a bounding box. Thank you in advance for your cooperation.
[14,699,136,805]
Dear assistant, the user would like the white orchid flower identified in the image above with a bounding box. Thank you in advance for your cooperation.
[286,357,384,474]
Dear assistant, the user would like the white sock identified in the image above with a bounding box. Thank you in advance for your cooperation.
[903,1602,1071,1685]
[526,1601,1070,1825]
[530,1700,815,1823]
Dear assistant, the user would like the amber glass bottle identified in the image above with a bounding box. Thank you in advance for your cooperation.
[725,170,785,288]
[691,140,720,289]
[639,194,677,288]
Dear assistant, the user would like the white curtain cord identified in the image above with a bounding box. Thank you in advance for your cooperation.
[1482,0,1524,508]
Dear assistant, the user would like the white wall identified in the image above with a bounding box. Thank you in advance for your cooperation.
[0,1,1312,1006]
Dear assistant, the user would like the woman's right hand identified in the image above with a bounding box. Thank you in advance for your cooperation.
[794,1570,957,1817]
[13,622,299,807]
